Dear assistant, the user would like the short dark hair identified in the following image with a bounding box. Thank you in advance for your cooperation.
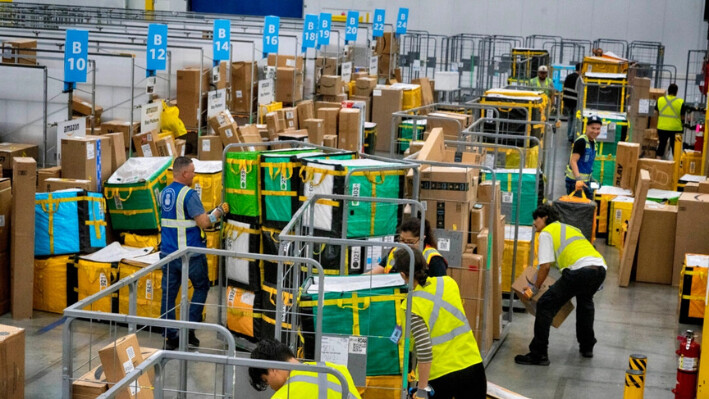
[392,246,428,286]
[532,204,560,225]
[668,83,678,96]
[399,217,436,248]
[248,339,296,391]
[575,63,581,71]
[172,156,193,174]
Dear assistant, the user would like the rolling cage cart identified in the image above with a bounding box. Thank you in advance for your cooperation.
[399,30,448,82]
[507,48,550,85]
[62,246,328,399]
[684,50,707,107]
[628,40,665,88]
[592,38,629,59]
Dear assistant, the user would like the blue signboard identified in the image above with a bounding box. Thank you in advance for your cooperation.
[318,13,331,47]
[345,10,359,42]
[396,8,409,34]
[146,24,168,71]
[373,9,385,38]
[213,19,231,61]
[64,29,89,85]
[302,14,318,51]
[263,15,280,54]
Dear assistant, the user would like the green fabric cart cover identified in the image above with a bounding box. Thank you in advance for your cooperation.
[225,151,261,223]
[483,168,538,226]
[104,157,172,232]
[593,159,616,187]
[299,274,408,376]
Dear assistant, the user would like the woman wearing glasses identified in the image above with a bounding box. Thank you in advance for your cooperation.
[368,218,448,277]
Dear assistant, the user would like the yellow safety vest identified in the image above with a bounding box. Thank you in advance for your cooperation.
[403,276,483,380]
[657,95,684,131]
[160,185,198,249]
[565,134,596,182]
[272,361,361,399]
[542,222,603,270]
[384,245,445,273]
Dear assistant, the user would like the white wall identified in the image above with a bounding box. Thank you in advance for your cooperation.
[304,0,708,81]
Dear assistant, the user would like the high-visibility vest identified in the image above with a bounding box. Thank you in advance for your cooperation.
[272,361,362,399]
[160,183,204,254]
[542,221,603,270]
[530,76,554,92]
[657,95,684,131]
[384,245,447,273]
[565,134,596,182]
[404,276,483,380]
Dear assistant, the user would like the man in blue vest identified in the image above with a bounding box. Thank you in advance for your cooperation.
[565,115,601,198]
[160,156,225,350]
[655,83,690,159]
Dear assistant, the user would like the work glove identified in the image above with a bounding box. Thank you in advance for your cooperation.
[574,180,587,192]
[408,386,434,398]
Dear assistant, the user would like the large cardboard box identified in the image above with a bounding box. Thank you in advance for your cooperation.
[61,137,107,191]
[636,203,677,284]
[177,67,209,128]
[673,193,709,286]
[315,57,337,75]
[155,136,178,159]
[281,107,298,130]
[98,334,153,399]
[265,112,284,141]
[421,166,477,202]
[318,75,343,96]
[275,67,303,104]
[699,181,709,194]
[427,112,471,141]
[323,134,338,148]
[1,39,36,65]
[511,266,575,328]
[318,108,340,135]
[91,135,113,183]
[267,54,304,71]
[101,120,140,150]
[375,32,399,55]
[230,61,257,113]
[303,119,325,146]
[0,179,10,252]
[637,158,675,190]
[0,143,39,171]
[296,100,315,126]
[0,324,24,398]
[0,252,8,316]
[477,181,502,229]
[350,95,372,122]
[72,364,108,399]
[413,77,435,106]
[372,87,403,152]
[614,142,640,190]
[338,108,361,152]
[424,200,471,234]
[37,166,61,192]
[354,77,378,97]
[239,125,267,151]
[198,136,223,161]
[43,178,93,192]
[104,132,127,172]
[11,158,35,319]
[72,96,104,119]
[131,132,159,158]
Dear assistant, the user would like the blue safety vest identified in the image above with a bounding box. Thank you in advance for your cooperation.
[565,134,596,182]
[160,182,204,254]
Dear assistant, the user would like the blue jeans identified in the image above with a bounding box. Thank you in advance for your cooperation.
[160,254,210,339]
[565,177,593,199]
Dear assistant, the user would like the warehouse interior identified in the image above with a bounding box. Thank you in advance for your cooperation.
[1,1,709,399]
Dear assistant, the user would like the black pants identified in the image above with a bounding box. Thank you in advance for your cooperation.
[428,362,487,399]
[657,129,681,158]
[529,266,606,356]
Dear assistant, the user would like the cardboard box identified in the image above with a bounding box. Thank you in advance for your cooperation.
[101,120,140,150]
[98,334,153,399]
[175,139,186,157]
[427,112,471,141]
[11,158,35,319]
[511,266,575,328]
[421,166,477,202]
[72,96,104,119]
[278,130,309,142]
[354,77,378,97]
[424,200,471,233]
[372,87,403,152]
[684,182,699,193]
[216,122,240,147]
[239,125,267,151]
[375,32,399,55]
[275,67,303,104]
[0,324,24,398]
[314,101,343,113]
[44,178,93,192]
[470,204,485,234]
[37,167,61,192]
[198,136,223,161]
[2,39,36,65]
[318,75,343,96]
[614,142,640,190]
[72,364,108,399]
[338,108,361,152]
[315,56,337,75]
[699,181,709,194]
[303,119,325,146]
[61,137,105,191]
[321,93,348,103]
[230,61,257,113]
[282,107,298,130]
[318,107,340,135]
[177,67,209,128]
[267,54,304,71]
[413,77,435,106]
[296,100,315,126]
[349,95,372,122]
[636,203,677,284]
[673,193,709,286]
[104,132,127,172]
[0,252,8,315]
[0,179,10,253]
[637,158,675,190]
[0,143,39,171]
[477,181,502,229]
[155,136,178,159]
[91,135,113,183]
[207,110,235,133]
[323,134,338,148]
[131,132,159,158]
[265,112,284,140]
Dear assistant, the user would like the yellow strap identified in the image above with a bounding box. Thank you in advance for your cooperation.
[262,190,297,197]
[298,293,407,308]
[109,209,154,216]
[85,219,107,240]
[105,187,134,202]
[225,188,256,195]
[298,196,340,207]
[370,182,377,236]
[226,308,263,319]
[682,295,707,301]
[261,314,292,329]
[223,222,261,236]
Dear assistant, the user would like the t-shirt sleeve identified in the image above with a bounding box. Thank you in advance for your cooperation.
[184,190,206,220]
[537,231,556,265]
[572,138,586,156]
[427,256,448,277]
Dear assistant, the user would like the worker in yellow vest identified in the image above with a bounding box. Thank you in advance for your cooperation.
[369,218,448,277]
[392,248,486,398]
[529,65,555,97]
[655,83,689,159]
[515,205,606,366]
[248,338,362,399]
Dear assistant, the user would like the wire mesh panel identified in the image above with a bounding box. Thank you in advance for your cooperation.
[399,30,441,82]
[447,34,487,100]
[525,34,561,49]
[684,50,707,106]
[629,41,665,87]
[559,39,592,64]
[593,38,628,58]
[477,36,523,95]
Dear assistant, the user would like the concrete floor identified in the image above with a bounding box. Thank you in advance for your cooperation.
[3,122,690,398]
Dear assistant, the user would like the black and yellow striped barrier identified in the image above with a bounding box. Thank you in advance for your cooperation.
[624,369,645,399]
[629,354,647,375]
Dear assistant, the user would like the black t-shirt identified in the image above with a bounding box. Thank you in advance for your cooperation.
[562,72,580,108]
[378,248,448,277]
[572,137,587,156]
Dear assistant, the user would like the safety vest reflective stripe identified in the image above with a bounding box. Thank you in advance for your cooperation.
[659,96,681,119]
[658,95,684,131]
[161,186,193,249]
[386,245,444,273]
[283,374,356,399]
[565,135,594,181]
[554,223,586,260]
[412,278,472,345]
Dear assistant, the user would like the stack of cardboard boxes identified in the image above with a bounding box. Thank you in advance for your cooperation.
[176,62,227,129]
[1,39,37,65]
[269,55,304,104]
[230,61,258,115]
[374,32,399,80]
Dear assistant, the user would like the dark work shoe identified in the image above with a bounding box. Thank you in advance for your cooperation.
[580,350,594,358]
[164,337,179,351]
[514,352,550,366]
[189,330,200,347]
